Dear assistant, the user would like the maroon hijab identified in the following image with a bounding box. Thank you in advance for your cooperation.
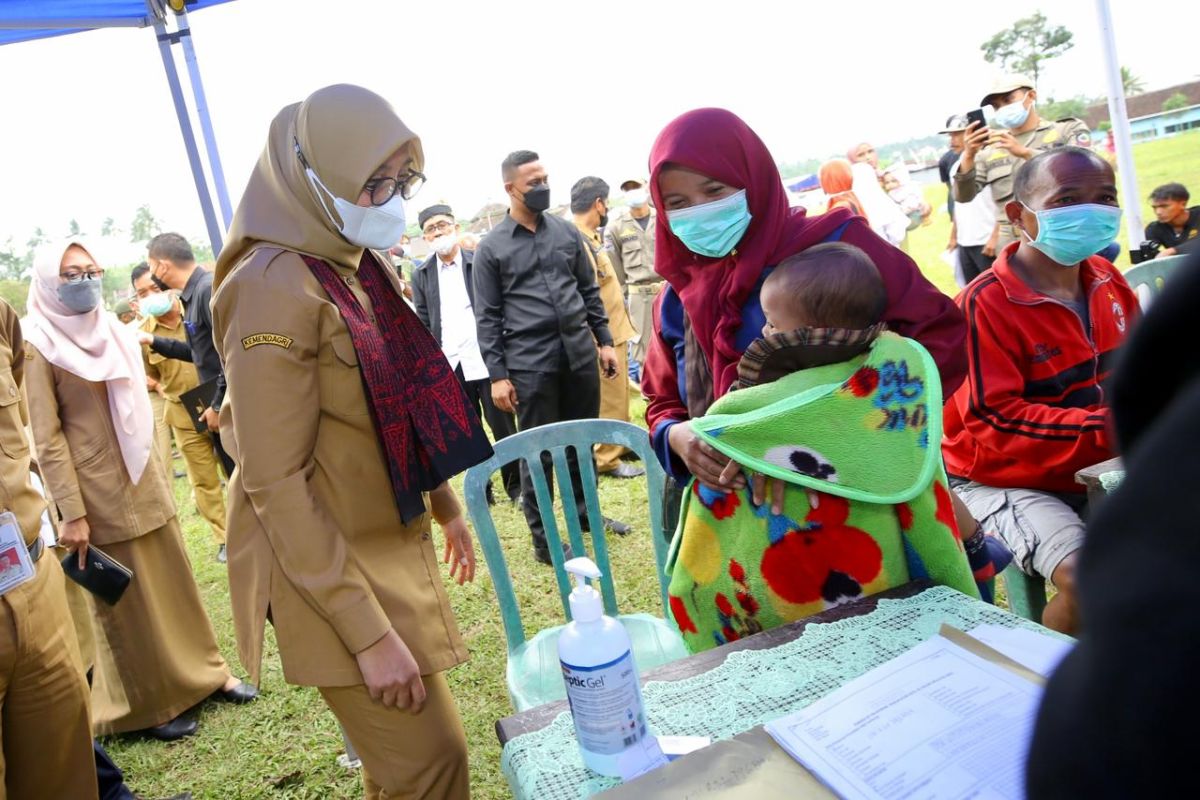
[649,108,852,397]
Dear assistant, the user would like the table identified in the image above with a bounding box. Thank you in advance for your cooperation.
[1076,456,1124,507]
[497,583,1055,800]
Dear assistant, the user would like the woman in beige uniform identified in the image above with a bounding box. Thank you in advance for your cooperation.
[212,84,492,799]
[23,240,255,741]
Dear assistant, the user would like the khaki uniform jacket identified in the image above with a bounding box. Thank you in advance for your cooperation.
[953,117,1091,207]
[25,346,175,544]
[140,310,201,430]
[603,207,657,288]
[576,222,637,347]
[0,303,47,545]
[211,246,467,687]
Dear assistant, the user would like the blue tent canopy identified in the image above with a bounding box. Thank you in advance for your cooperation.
[0,0,235,253]
[0,1,232,46]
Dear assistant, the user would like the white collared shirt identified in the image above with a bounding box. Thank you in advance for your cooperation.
[437,250,489,381]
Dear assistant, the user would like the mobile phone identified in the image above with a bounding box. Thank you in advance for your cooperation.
[966,108,988,131]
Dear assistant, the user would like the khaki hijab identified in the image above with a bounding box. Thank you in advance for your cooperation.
[215,84,424,287]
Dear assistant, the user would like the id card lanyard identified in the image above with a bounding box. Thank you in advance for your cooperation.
[0,510,35,596]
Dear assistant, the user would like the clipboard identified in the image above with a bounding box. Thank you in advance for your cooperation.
[179,377,219,433]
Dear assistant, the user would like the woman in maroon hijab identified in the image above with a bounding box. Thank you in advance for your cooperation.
[643,108,967,493]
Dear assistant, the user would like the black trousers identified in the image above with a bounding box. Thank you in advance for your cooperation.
[457,366,521,500]
[959,245,996,284]
[210,430,236,479]
[508,354,600,550]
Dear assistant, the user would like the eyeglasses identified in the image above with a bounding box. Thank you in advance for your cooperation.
[423,220,455,236]
[59,268,104,283]
[363,170,426,206]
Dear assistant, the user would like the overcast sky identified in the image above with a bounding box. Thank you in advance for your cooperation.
[1,0,1196,252]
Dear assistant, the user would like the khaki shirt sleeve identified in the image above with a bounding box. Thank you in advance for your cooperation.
[213,254,391,655]
[24,347,87,523]
[953,159,985,203]
[602,224,627,287]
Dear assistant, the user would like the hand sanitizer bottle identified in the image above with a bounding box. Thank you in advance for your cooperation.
[558,556,649,777]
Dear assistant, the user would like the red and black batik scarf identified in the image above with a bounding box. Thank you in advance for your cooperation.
[303,252,492,523]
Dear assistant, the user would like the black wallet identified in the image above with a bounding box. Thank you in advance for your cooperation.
[61,546,133,606]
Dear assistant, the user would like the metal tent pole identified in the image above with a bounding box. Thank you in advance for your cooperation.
[175,8,233,228]
[1094,0,1143,246]
[147,3,223,255]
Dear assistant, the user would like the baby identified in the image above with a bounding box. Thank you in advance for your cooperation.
[881,169,931,230]
[743,242,888,387]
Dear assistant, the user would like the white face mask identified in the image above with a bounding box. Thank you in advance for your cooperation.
[624,188,650,208]
[431,233,459,256]
[305,165,408,250]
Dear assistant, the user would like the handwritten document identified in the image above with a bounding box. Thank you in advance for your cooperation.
[765,634,1044,800]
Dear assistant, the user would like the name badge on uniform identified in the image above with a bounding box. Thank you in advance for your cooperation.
[0,510,35,596]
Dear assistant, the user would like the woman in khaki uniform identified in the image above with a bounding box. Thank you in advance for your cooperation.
[23,240,254,740]
[212,84,491,800]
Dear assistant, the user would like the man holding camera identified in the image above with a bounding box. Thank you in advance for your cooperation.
[953,74,1091,250]
[1143,182,1200,260]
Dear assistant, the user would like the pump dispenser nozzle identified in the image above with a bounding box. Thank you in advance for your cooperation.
[564,557,603,622]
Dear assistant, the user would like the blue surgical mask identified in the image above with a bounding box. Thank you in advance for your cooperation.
[994,96,1031,129]
[140,291,174,318]
[667,190,752,258]
[1021,203,1123,266]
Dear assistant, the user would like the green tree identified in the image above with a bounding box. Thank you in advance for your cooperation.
[0,280,30,316]
[980,12,1074,85]
[101,217,118,237]
[26,226,47,253]
[1121,66,1145,96]
[129,205,162,244]
[1163,92,1191,112]
[0,239,27,281]
[68,218,82,237]
[1041,95,1090,121]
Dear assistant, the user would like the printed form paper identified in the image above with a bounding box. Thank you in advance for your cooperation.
[765,635,1042,800]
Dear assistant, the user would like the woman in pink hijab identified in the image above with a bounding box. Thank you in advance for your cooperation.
[23,240,256,741]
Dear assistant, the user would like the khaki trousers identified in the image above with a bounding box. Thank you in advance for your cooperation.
[320,672,469,800]
[172,423,227,545]
[149,391,173,482]
[0,556,98,800]
[595,343,631,473]
[627,284,661,366]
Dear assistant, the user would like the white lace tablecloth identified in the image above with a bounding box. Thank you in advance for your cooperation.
[500,586,1055,800]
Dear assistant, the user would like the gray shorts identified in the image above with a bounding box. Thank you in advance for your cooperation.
[952,482,1087,583]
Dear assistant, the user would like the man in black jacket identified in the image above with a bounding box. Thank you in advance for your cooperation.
[412,204,520,505]
[138,233,234,477]
[473,150,624,564]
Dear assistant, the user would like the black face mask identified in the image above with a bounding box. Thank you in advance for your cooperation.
[523,185,551,213]
[151,274,171,292]
[598,204,609,229]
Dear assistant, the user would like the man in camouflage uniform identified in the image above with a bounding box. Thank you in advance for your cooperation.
[954,74,1091,250]
[603,178,659,382]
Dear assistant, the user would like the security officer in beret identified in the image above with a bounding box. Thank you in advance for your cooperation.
[954,74,1091,250]
[603,178,659,380]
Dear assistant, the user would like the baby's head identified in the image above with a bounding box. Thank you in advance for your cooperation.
[881,173,902,193]
[761,243,887,338]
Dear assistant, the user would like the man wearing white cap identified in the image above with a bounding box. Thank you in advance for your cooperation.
[953,74,1090,249]
[604,178,659,381]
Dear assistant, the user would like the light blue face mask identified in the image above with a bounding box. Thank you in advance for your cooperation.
[1021,203,1123,266]
[993,96,1031,129]
[667,189,752,258]
[140,291,174,318]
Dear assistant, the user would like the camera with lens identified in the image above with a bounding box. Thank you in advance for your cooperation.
[1129,240,1162,265]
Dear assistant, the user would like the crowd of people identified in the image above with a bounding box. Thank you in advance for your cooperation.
[1,70,1193,799]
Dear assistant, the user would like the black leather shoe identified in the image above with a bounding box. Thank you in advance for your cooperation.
[144,717,198,741]
[533,542,574,566]
[603,516,632,536]
[216,544,227,564]
[215,681,259,704]
[603,463,645,479]
[485,481,497,507]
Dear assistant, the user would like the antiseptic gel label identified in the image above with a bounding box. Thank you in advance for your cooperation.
[561,649,647,754]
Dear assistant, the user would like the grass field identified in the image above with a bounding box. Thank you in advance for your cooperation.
[103,131,1199,799]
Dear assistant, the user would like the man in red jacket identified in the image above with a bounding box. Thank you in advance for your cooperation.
[944,147,1137,634]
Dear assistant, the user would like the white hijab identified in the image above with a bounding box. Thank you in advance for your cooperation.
[850,162,910,247]
[23,240,152,485]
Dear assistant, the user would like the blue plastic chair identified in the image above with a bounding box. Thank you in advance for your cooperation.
[463,419,688,711]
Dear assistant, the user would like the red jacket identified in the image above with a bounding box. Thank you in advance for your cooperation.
[943,243,1138,494]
